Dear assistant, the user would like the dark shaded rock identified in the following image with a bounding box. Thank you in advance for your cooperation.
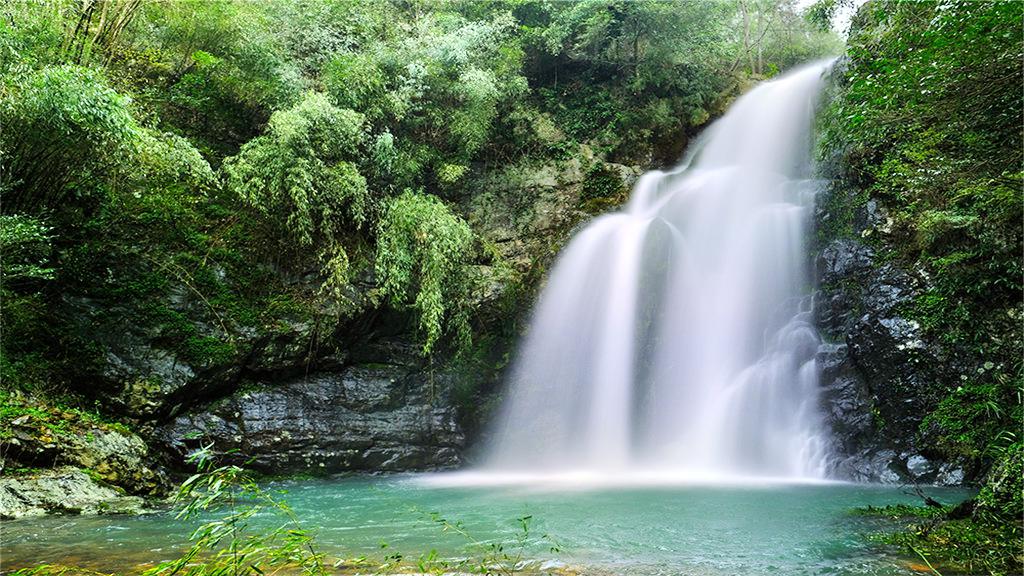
[820,239,875,283]
[818,344,874,456]
[157,361,464,474]
[813,183,962,484]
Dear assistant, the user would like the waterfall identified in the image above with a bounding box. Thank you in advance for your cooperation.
[482,60,835,481]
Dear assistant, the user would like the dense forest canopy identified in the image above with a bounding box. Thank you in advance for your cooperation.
[0,0,837,376]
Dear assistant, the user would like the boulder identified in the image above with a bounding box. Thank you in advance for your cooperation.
[1,423,167,496]
[0,467,146,519]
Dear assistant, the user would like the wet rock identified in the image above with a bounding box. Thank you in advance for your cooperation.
[158,360,464,473]
[905,454,934,479]
[0,467,146,519]
[820,239,874,282]
[861,264,917,316]
[1,424,167,497]
[935,464,966,486]
[814,188,961,484]
[464,157,643,277]
[833,449,902,484]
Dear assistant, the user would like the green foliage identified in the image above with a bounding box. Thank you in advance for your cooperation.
[871,511,1022,576]
[580,162,627,201]
[822,0,1023,461]
[922,378,1020,460]
[376,191,474,355]
[579,162,629,213]
[0,64,139,213]
[804,0,841,32]
[142,446,327,576]
[975,440,1023,526]
[322,9,527,190]
[529,0,731,161]
[822,3,1023,572]
[0,215,54,286]
[0,1,65,75]
[728,0,842,75]
[133,129,217,190]
[131,0,305,151]
[224,91,368,297]
[851,503,949,520]
[0,389,132,445]
[524,0,839,161]
[225,91,367,242]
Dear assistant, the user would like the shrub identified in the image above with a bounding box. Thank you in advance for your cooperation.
[224,92,368,295]
[376,191,474,354]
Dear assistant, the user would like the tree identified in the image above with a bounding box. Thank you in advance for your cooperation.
[322,9,527,191]
[731,0,841,76]
[0,64,139,214]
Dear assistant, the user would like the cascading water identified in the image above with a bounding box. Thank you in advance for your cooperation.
[482,60,835,481]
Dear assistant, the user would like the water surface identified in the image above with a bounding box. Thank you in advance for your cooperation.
[2,476,972,575]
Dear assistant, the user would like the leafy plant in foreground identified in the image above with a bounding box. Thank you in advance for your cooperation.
[143,445,326,576]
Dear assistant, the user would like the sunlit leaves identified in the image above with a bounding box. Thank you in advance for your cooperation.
[224,92,368,298]
[224,91,367,243]
[322,10,526,189]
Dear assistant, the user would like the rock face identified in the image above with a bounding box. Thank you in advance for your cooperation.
[1,421,167,495]
[0,468,146,519]
[813,185,967,485]
[126,157,643,477]
[158,360,463,473]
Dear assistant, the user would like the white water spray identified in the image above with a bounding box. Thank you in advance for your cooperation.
[481,60,835,482]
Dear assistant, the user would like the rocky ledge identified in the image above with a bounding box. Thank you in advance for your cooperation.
[157,360,464,473]
[0,467,147,519]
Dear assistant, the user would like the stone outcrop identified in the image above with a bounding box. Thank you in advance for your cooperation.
[0,467,146,519]
[1,419,167,495]
[813,186,968,485]
[157,356,464,473]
